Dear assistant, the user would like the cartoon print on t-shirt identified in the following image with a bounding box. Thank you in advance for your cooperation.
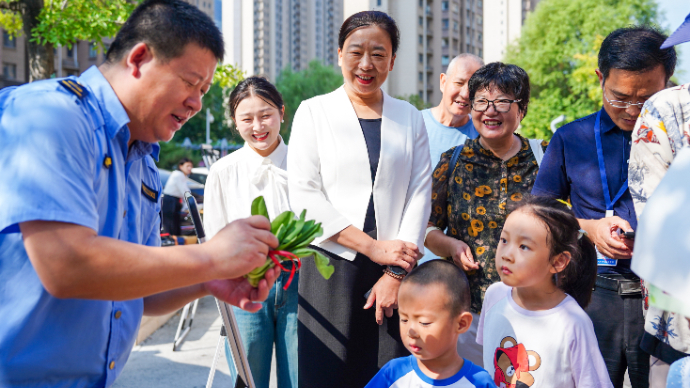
[493,336,541,388]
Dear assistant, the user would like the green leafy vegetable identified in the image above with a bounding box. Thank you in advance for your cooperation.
[245,196,334,289]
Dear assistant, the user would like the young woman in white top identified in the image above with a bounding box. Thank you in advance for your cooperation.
[203,77,297,388]
[162,157,192,235]
[477,196,612,387]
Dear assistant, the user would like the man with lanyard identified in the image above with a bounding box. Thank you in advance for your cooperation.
[628,14,690,387]
[532,26,676,388]
[0,1,280,387]
[420,53,483,263]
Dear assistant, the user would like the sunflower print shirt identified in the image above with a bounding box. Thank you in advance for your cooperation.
[429,135,547,313]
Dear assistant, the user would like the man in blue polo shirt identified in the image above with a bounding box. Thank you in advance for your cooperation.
[0,1,280,387]
[532,26,676,388]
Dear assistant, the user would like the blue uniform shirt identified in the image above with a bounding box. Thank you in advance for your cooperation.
[531,108,635,271]
[0,66,161,387]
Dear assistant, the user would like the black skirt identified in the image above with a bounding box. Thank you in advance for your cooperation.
[297,249,408,388]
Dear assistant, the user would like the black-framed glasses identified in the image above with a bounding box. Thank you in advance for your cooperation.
[603,89,646,109]
[471,98,521,113]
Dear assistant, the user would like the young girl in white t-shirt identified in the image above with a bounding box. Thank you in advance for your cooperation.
[477,196,613,388]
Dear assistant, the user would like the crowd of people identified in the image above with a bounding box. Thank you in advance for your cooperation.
[0,0,689,387]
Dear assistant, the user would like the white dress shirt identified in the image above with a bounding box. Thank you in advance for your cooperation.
[203,137,289,240]
[163,170,190,199]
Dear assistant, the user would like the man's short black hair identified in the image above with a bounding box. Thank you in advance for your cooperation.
[106,0,224,64]
[402,260,470,316]
[599,26,676,81]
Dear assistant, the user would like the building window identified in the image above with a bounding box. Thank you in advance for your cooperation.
[453,39,459,50]
[3,31,15,48]
[442,38,449,47]
[418,53,423,63]
[419,16,423,26]
[466,44,471,53]
[67,46,74,58]
[442,55,450,66]
[442,19,449,29]
[3,62,16,80]
[478,32,483,41]
[419,90,424,99]
[89,42,98,59]
[418,72,423,82]
[453,21,459,32]
[418,35,423,45]
[453,2,460,13]
[441,1,448,11]
[479,48,483,57]
[377,0,382,5]
[478,0,483,7]
[419,0,423,7]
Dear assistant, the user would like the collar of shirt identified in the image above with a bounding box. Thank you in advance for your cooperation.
[243,135,288,167]
[599,107,618,134]
[79,66,160,162]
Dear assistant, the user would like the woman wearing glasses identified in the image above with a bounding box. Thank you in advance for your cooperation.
[424,62,546,367]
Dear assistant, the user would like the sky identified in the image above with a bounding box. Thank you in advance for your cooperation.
[658,0,690,84]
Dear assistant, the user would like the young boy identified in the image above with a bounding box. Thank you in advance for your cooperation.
[366,260,495,388]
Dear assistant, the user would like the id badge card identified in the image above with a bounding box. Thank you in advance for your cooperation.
[596,246,618,266]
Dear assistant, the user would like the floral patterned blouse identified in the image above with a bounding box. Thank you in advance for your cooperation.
[429,134,547,313]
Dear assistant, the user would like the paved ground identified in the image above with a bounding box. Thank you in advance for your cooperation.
[113,295,278,388]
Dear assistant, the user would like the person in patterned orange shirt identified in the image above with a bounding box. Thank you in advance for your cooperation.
[424,62,547,368]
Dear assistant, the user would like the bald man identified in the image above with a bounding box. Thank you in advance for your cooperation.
[422,53,484,168]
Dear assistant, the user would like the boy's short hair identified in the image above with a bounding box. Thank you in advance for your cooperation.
[402,260,470,316]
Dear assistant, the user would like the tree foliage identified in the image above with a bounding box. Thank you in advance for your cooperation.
[506,0,660,140]
[0,0,139,80]
[396,94,432,110]
[275,60,343,141]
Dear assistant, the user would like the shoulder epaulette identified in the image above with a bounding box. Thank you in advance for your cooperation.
[58,79,88,99]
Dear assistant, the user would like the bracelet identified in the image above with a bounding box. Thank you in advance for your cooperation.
[383,267,405,280]
[425,226,442,242]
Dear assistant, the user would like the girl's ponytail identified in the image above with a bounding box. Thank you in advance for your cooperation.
[515,196,598,309]
[559,235,597,308]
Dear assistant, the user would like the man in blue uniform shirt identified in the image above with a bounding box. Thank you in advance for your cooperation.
[0,1,280,387]
[532,27,676,388]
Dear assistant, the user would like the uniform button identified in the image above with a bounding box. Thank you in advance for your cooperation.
[114,310,122,319]
[123,210,127,218]
[109,361,115,370]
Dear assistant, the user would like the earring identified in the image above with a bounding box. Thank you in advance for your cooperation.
[281,119,284,123]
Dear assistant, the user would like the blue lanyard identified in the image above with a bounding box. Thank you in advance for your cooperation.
[594,110,628,212]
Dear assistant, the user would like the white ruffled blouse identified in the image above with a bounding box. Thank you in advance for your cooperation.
[203,137,289,240]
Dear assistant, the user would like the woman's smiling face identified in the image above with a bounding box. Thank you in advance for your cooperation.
[471,86,524,144]
[338,25,396,99]
[234,95,283,157]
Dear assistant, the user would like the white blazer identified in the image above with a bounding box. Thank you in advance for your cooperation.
[287,86,432,261]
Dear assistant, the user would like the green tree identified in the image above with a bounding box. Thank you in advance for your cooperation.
[506,0,660,140]
[275,60,343,140]
[0,0,138,81]
[396,94,432,110]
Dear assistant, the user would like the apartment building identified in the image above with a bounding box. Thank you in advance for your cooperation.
[0,31,109,88]
[223,0,343,82]
[345,0,484,106]
[482,0,538,63]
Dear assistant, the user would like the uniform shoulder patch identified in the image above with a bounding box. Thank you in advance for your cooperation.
[141,182,159,203]
[58,79,88,99]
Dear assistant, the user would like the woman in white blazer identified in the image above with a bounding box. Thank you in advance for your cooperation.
[288,11,432,388]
